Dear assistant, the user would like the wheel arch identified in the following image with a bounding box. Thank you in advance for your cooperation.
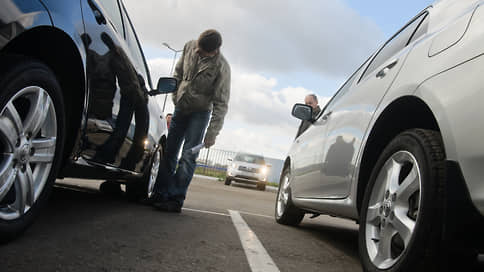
[356,96,440,213]
[1,26,87,170]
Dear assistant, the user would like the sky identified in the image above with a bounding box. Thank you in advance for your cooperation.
[123,0,433,159]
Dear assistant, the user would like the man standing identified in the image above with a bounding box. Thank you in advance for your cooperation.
[295,94,321,138]
[150,30,231,212]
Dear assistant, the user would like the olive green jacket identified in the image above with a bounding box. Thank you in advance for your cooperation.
[172,40,231,143]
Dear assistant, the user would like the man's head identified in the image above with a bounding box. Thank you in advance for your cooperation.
[197,29,222,57]
[304,94,319,110]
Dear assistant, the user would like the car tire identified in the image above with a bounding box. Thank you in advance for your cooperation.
[256,182,266,191]
[126,147,162,201]
[0,56,65,243]
[224,178,231,186]
[275,167,304,226]
[359,129,446,272]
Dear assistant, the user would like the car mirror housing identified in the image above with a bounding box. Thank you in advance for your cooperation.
[149,77,177,96]
[292,103,313,121]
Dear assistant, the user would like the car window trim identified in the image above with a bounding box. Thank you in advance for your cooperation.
[120,1,153,88]
[357,9,430,84]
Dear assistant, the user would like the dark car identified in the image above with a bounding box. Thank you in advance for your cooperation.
[0,0,176,241]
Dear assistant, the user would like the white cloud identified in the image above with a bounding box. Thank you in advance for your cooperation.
[124,0,383,78]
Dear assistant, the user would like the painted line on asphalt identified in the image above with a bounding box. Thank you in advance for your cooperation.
[238,210,273,219]
[229,210,280,272]
[182,207,230,217]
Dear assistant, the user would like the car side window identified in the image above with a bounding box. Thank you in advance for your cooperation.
[359,12,428,82]
[120,3,149,81]
[97,0,124,35]
[319,59,369,116]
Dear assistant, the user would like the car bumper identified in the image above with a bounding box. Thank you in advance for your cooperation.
[227,169,266,183]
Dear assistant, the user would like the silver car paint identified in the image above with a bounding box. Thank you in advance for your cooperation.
[288,0,484,219]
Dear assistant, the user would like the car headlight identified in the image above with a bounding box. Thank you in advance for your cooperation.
[260,166,268,175]
[232,163,237,168]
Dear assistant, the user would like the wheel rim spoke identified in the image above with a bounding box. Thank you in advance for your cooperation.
[385,159,401,194]
[31,137,56,163]
[15,164,35,214]
[24,88,51,136]
[4,102,24,137]
[0,155,17,201]
[391,208,415,247]
[373,227,395,267]
[396,164,419,203]
[366,203,381,224]
[0,116,20,150]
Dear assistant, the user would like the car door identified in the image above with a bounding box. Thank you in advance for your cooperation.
[80,0,151,172]
[294,12,429,199]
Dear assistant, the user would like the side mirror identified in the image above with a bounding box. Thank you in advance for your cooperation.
[292,103,313,121]
[149,77,177,96]
[227,158,233,162]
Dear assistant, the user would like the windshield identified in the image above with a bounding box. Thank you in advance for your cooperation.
[234,154,266,165]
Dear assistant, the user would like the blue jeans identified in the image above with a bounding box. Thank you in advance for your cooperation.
[153,107,211,206]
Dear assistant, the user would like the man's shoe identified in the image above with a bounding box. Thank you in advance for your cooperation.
[153,200,182,213]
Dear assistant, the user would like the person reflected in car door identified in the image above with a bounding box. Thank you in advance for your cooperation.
[295,94,321,138]
[93,32,149,172]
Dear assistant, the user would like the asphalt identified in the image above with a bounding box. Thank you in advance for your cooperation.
[1,176,481,271]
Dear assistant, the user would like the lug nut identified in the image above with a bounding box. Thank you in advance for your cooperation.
[385,190,390,199]
[379,206,384,214]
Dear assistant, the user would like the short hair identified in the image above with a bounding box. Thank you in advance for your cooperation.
[306,94,318,104]
[198,29,222,53]
[166,113,173,117]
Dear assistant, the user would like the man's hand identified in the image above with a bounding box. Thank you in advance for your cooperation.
[204,137,215,148]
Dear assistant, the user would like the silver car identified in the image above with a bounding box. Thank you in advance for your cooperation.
[276,0,484,271]
[225,153,269,191]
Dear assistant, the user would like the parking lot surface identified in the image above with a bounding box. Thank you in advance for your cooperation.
[0,176,409,271]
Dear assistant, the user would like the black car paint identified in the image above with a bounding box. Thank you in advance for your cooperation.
[0,0,167,181]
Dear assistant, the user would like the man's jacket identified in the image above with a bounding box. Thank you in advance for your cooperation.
[295,106,321,139]
[172,40,231,142]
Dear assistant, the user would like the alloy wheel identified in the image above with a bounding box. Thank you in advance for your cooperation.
[365,151,422,269]
[276,172,290,218]
[147,149,161,198]
[0,86,57,220]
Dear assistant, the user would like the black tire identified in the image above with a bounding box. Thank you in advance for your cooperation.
[126,147,162,201]
[0,56,65,243]
[256,182,266,191]
[224,177,231,185]
[359,129,446,272]
[275,167,304,226]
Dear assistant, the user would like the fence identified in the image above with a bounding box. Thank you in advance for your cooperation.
[195,148,237,180]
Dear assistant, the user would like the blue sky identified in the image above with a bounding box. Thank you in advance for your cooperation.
[126,0,436,159]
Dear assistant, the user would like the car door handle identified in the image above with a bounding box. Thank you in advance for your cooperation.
[376,59,398,79]
[321,111,333,121]
[88,0,107,25]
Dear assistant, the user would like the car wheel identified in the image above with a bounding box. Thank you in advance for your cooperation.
[0,56,65,242]
[256,182,266,191]
[126,147,162,200]
[224,177,231,185]
[359,129,446,272]
[275,167,304,226]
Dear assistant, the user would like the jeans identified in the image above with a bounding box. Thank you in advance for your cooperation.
[153,107,211,206]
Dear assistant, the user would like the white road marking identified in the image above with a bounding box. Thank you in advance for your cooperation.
[182,207,230,217]
[229,210,280,272]
[238,210,273,219]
